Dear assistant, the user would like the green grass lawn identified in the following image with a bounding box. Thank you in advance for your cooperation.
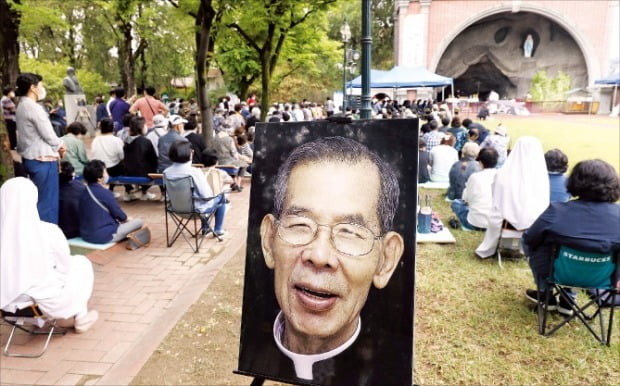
[414,114,619,385]
[481,114,619,171]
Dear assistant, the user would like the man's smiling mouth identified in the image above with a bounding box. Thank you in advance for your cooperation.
[295,285,336,299]
[294,284,339,312]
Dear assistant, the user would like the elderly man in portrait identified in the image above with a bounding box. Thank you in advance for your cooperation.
[253,136,405,384]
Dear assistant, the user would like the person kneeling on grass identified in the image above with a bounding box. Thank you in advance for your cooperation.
[523,159,620,315]
[163,141,227,237]
[79,160,144,244]
[1,177,98,333]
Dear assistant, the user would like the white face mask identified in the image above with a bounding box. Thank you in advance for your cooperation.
[102,174,109,184]
[36,85,46,101]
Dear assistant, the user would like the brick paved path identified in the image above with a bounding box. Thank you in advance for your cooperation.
[0,183,251,385]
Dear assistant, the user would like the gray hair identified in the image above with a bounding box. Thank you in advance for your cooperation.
[273,136,400,234]
[461,142,480,159]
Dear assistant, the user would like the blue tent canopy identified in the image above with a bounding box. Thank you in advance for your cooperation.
[347,66,453,88]
[346,69,389,88]
[372,66,453,88]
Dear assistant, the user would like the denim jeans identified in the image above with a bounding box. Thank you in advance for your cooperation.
[450,199,482,231]
[201,195,226,233]
[23,159,59,224]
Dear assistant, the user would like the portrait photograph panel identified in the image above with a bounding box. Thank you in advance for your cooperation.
[236,119,418,385]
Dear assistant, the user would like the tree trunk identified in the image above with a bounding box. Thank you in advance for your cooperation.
[259,50,271,121]
[195,0,215,149]
[0,107,15,184]
[0,0,21,88]
[120,22,136,96]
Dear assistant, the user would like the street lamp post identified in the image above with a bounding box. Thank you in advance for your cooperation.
[340,17,351,113]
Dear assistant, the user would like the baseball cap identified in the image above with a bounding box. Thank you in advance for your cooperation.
[152,114,168,128]
[169,115,188,126]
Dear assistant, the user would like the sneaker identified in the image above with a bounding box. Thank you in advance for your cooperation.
[140,192,157,201]
[557,295,575,316]
[74,310,99,333]
[214,230,227,237]
[525,289,557,310]
[113,192,121,199]
[123,193,138,202]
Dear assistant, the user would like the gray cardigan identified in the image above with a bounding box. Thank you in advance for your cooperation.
[16,97,63,160]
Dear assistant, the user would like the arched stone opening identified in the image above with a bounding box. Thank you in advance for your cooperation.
[435,11,588,100]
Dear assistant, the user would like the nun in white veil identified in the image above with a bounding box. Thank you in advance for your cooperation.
[0,177,98,332]
[475,136,550,258]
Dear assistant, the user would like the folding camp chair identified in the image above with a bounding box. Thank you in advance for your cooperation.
[2,304,66,358]
[164,175,224,253]
[538,245,618,346]
[496,220,525,268]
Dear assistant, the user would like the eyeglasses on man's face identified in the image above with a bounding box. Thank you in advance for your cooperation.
[275,214,382,256]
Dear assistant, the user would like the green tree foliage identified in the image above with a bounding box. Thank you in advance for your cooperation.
[326,0,394,70]
[530,70,572,101]
[222,0,338,118]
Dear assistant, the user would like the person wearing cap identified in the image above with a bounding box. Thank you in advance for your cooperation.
[480,123,510,167]
[146,114,169,156]
[157,114,188,173]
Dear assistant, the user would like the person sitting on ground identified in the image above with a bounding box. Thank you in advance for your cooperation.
[123,116,159,201]
[463,118,490,145]
[163,141,227,237]
[523,159,620,315]
[421,120,442,151]
[447,117,468,157]
[157,114,188,173]
[61,121,89,176]
[450,148,499,231]
[1,177,98,333]
[79,160,144,244]
[475,136,549,258]
[183,116,206,164]
[145,114,169,157]
[480,124,510,167]
[447,141,481,200]
[58,161,85,239]
[418,139,431,183]
[91,118,128,198]
[201,149,234,195]
[429,133,459,182]
[545,148,570,203]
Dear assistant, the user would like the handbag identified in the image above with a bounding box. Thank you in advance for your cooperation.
[417,194,432,234]
[126,226,151,250]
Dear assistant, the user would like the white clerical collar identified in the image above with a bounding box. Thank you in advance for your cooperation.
[273,311,361,380]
